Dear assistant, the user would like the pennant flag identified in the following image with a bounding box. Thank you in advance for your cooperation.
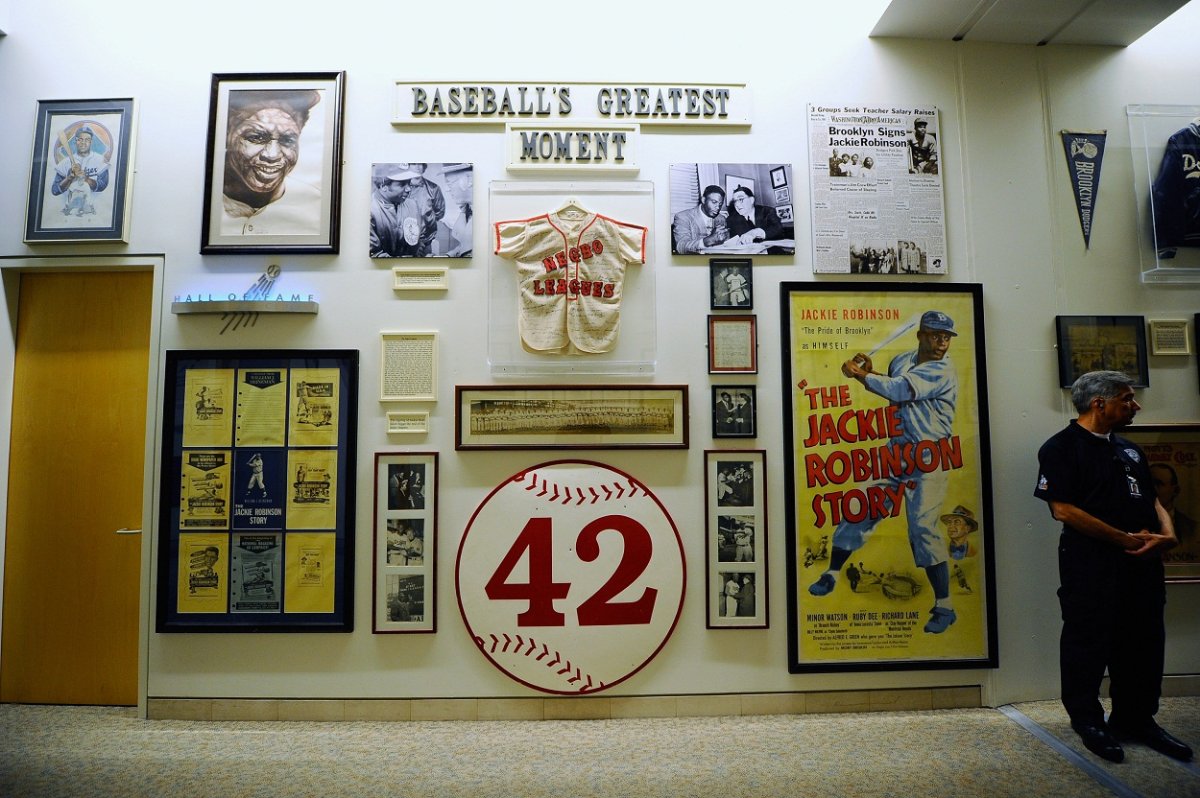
[1061,130,1106,249]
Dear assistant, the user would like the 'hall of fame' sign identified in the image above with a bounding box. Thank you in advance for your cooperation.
[456,460,685,694]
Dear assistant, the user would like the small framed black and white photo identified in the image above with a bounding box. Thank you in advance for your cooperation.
[711,385,756,438]
[709,258,752,310]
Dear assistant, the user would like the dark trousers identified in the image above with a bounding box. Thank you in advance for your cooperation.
[1057,531,1166,726]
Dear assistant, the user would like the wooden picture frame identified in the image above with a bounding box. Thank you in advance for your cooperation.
[708,314,758,373]
[379,331,437,402]
[373,453,437,632]
[709,258,753,310]
[201,72,345,254]
[705,450,768,628]
[711,385,757,438]
[455,385,688,450]
[781,281,997,672]
[155,349,359,632]
[1121,424,1200,583]
[1055,315,1149,388]
[24,98,137,243]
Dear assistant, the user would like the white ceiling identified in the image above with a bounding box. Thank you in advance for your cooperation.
[870,0,1191,45]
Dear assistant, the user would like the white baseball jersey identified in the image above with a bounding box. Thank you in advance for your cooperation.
[495,209,647,354]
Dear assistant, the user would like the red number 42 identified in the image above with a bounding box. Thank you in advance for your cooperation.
[484,515,657,627]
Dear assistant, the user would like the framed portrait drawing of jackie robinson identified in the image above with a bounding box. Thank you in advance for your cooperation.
[780,282,997,672]
[201,72,346,254]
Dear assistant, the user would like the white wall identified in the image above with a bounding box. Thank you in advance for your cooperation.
[0,0,1196,703]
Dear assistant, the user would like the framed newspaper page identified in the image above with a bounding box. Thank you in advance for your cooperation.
[705,450,768,628]
[780,282,997,672]
[807,105,947,275]
[1120,425,1200,583]
[155,349,359,632]
[374,452,438,632]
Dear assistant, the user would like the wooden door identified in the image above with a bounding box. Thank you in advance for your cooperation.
[1,271,152,705]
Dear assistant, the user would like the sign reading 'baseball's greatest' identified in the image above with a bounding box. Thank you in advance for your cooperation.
[394,81,750,172]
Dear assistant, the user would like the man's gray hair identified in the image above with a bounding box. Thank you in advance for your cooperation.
[1070,370,1133,413]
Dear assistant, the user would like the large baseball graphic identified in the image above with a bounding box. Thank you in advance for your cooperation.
[456,460,685,694]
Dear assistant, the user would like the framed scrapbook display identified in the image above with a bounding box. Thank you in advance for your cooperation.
[155,349,358,632]
[780,282,997,672]
[488,180,655,376]
[456,385,688,450]
[1120,425,1200,582]
[705,450,768,628]
[1127,104,1200,283]
[24,98,137,243]
[201,72,345,254]
[373,453,437,632]
[1055,315,1149,388]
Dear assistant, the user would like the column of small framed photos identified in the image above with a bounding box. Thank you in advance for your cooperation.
[708,258,758,440]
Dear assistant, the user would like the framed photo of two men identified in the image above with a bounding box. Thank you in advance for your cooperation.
[24,98,137,243]
[201,72,346,255]
[780,282,998,672]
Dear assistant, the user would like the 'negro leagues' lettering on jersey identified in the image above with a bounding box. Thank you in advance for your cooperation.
[495,208,647,354]
[1151,121,1200,253]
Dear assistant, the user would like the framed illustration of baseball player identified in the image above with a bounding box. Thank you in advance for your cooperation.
[24,98,137,243]
[488,180,656,376]
[780,282,997,672]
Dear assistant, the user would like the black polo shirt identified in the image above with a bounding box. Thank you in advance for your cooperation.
[1034,420,1159,536]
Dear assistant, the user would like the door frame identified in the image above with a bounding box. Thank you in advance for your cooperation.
[0,254,165,717]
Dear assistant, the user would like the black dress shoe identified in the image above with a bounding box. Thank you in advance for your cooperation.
[1072,721,1125,763]
[1110,720,1194,762]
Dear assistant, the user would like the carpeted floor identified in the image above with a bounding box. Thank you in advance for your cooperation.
[0,698,1197,797]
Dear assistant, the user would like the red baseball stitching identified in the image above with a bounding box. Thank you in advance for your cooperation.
[521,470,643,505]
[475,633,604,693]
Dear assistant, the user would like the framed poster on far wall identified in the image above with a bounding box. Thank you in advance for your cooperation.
[780,282,997,672]
[155,349,358,632]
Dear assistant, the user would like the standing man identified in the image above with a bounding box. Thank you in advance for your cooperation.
[672,184,729,254]
[406,163,447,256]
[807,311,960,635]
[907,117,938,174]
[369,167,419,257]
[1034,370,1192,763]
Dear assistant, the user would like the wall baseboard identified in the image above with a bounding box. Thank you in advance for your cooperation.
[147,686,983,721]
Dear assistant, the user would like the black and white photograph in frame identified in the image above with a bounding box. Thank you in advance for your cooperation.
[669,162,795,255]
[386,462,427,510]
[709,258,753,309]
[715,457,756,506]
[717,514,757,563]
[705,449,768,629]
[712,385,756,438]
[201,72,345,254]
[374,452,437,633]
[369,162,474,258]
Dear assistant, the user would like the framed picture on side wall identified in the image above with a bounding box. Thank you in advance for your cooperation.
[373,452,438,632]
[201,72,346,254]
[705,450,768,628]
[24,98,137,243]
[1121,424,1200,583]
[1055,315,1149,388]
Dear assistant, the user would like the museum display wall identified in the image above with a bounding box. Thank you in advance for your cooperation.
[0,0,1197,709]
